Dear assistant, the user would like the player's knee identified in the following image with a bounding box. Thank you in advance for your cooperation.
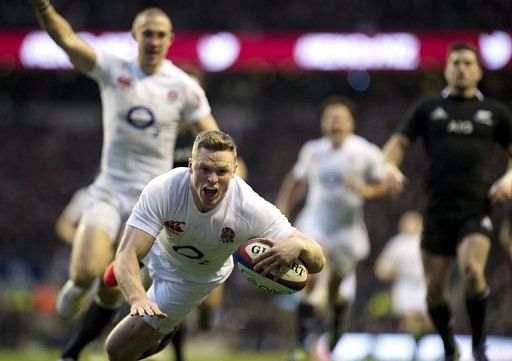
[461,262,484,288]
[106,335,130,361]
[425,283,444,305]
[70,269,97,288]
[71,259,109,286]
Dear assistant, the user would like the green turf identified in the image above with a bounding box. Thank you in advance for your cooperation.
[0,348,286,361]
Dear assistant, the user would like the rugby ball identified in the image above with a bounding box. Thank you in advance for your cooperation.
[234,239,308,295]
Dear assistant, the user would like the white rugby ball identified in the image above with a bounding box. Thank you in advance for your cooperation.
[234,239,308,295]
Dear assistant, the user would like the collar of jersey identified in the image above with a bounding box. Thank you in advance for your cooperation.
[441,87,484,101]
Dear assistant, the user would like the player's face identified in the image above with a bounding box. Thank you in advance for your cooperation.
[444,49,482,94]
[321,104,354,146]
[132,14,173,72]
[189,148,237,212]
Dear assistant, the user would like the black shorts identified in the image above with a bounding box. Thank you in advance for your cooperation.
[421,210,493,256]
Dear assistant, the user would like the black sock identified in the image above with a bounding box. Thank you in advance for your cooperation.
[61,301,117,360]
[171,323,186,361]
[297,302,315,347]
[466,288,489,348]
[428,302,456,356]
[197,307,211,331]
[330,301,349,350]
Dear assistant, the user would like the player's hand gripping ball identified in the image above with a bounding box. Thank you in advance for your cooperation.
[234,239,308,295]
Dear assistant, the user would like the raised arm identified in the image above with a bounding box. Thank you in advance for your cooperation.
[114,225,166,318]
[275,172,307,218]
[30,0,96,73]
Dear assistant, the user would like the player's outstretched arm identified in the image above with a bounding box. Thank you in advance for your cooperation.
[115,225,167,318]
[382,134,410,195]
[30,0,96,73]
[344,178,392,200]
[253,231,325,279]
[275,172,307,218]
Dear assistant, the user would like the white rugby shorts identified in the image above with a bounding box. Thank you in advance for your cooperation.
[80,174,143,241]
[296,218,370,277]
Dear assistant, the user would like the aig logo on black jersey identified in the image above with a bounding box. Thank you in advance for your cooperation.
[446,120,473,134]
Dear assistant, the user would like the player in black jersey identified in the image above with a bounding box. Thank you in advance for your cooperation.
[382,43,512,361]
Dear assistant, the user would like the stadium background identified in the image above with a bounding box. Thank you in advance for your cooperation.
[1,0,512,360]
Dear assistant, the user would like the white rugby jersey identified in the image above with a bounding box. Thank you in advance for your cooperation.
[127,168,295,284]
[293,135,383,232]
[378,233,426,315]
[378,233,424,283]
[87,51,211,187]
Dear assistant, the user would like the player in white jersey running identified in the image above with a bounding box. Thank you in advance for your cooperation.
[102,130,325,361]
[375,210,430,340]
[30,2,221,360]
[276,96,390,360]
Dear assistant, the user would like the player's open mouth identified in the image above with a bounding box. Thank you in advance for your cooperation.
[145,48,160,56]
[203,187,218,198]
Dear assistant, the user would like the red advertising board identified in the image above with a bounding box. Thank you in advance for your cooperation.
[1,30,511,71]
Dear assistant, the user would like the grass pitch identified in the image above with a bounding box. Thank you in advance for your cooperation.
[0,348,286,361]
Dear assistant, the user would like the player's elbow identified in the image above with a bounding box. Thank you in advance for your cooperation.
[305,245,326,274]
[314,255,327,274]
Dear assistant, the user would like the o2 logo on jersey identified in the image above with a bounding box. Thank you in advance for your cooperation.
[319,171,342,188]
[126,106,155,129]
[172,245,209,265]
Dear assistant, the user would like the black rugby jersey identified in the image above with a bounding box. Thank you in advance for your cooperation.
[400,90,512,208]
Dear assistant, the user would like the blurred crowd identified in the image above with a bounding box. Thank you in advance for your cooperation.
[1,0,511,31]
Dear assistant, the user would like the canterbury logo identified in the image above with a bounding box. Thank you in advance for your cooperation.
[117,76,132,88]
[164,220,186,234]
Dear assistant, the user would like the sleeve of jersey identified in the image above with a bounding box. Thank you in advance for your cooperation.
[291,142,311,180]
[398,101,426,142]
[85,50,115,84]
[182,79,212,124]
[494,103,512,149]
[126,176,169,238]
[245,189,296,241]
